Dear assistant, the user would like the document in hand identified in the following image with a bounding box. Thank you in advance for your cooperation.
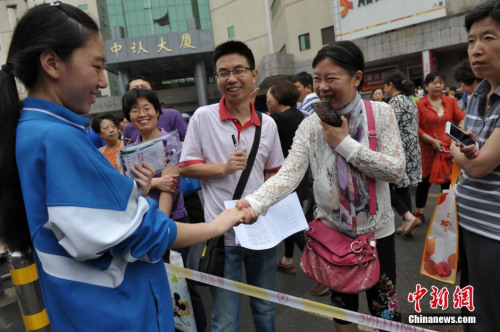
[224,192,308,250]
[118,130,181,179]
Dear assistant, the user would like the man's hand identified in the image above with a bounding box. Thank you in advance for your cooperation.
[131,162,155,196]
[152,174,178,193]
[224,149,247,175]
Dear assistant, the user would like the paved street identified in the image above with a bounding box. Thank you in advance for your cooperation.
[0,185,465,331]
[196,187,463,332]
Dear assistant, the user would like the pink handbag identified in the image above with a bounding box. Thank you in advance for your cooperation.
[300,100,380,294]
[300,219,380,294]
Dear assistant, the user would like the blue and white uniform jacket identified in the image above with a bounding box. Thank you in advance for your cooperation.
[16,98,177,331]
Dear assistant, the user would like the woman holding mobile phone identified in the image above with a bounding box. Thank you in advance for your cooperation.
[237,41,405,331]
[450,2,500,329]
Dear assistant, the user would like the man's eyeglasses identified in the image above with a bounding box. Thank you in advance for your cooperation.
[215,67,252,79]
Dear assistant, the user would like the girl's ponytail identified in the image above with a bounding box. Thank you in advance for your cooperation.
[0,63,31,254]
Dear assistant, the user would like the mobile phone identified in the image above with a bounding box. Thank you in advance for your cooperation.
[311,101,343,127]
[445,122,476,147]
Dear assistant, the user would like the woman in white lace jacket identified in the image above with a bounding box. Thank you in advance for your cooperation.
[238,41,405,330]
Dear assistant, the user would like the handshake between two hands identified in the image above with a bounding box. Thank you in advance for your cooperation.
[130,162,260,230]
[221,199,259,226]
[234,199,260,225]
[210,199,261,236]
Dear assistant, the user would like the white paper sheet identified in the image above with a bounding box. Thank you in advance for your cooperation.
[224,192,308,250]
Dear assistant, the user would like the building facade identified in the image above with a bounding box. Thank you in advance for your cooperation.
[210,0,483,99]
[0,0,112,97]
[96,0,218,115]
[0,0,487,114]
[338,0,483,93]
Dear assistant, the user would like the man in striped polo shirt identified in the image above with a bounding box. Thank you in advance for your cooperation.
[291,71,319,117]
[450,1,500,330]
[180,41,283,332]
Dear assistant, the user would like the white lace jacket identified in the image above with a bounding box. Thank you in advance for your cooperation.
[245,101,405,239]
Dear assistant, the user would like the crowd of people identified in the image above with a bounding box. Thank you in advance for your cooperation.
[0,1,499,331]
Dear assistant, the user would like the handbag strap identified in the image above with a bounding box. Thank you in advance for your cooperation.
[363,99,377,216]
[232,111,262,200]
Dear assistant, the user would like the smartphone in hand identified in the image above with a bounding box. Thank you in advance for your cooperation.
[311,101,343,127]
[445,121,477,147]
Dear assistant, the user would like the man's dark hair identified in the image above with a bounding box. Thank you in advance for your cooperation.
[212,40,255,69]
[454,60,479,85]
[126,75,152,91]
[91,113,119,134]
[290,71,313,88]
[465,0,500,32]
[122,88,162,121]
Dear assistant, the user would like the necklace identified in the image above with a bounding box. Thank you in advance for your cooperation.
[429,98,443,112]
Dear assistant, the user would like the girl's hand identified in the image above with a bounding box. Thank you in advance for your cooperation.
[320,116,349,149]
[132,162,154,196]
[214,207,247,234]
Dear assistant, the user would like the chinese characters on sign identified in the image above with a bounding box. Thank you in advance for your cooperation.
[131,41,149,55]
[157,37,172,53]
[110,42,123,60]
[362,66,398,93]
[180,33,196,49]
[408,284,475,313]
[110,33,197,61]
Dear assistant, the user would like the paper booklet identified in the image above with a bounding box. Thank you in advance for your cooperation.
[118,130,181,179]
[224,192,308,250]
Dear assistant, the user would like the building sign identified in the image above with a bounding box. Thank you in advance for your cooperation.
[362,65,398,93]
[104,30,213,64]
[422,50,440,79]
[333,0,446,40]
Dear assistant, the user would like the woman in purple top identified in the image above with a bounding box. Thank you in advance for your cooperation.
[122,88,187,220]
[123,88,208,331]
